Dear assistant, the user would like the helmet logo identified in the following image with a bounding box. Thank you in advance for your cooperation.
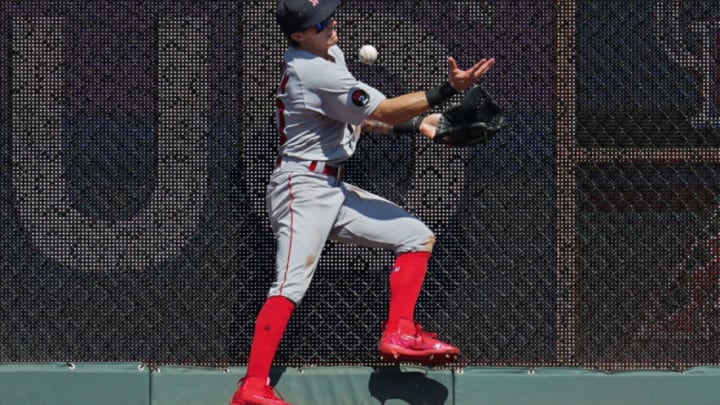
[309,0,319,6]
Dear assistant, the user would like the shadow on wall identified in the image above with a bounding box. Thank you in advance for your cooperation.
[368,366,449,405]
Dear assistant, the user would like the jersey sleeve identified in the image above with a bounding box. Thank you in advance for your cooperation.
[302,66,386,126]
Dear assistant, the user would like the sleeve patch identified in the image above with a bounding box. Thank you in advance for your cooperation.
[351,89,370,107]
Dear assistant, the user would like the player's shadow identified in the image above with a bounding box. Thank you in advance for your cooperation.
[368,366,449,405]
[268,366,288,387]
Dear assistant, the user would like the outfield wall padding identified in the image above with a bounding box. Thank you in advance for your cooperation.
[0,363,150,405]
[2,364,720,405]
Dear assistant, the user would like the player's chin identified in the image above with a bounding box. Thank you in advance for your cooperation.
[328,31,339,45]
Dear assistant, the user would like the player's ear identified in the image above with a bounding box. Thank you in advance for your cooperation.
[289,31,305,44]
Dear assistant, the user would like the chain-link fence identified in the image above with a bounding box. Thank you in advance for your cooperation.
[0,0,717,370]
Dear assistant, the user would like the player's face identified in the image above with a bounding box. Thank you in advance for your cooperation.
[315,15,338,45]
[292,15,339,57]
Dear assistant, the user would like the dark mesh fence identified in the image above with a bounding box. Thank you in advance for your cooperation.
[0,0,717,370]
[574,0,720,369]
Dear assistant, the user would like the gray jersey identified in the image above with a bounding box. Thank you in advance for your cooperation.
[275,45,386,163]
[266,45,433,304]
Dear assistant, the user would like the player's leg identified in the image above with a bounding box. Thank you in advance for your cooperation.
[328,183,433,325]
[232,172,344,405]
[328,183,459,364]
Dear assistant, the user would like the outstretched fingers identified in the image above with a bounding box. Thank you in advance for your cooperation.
[465,58,495,79]
[447,56,496,91]
[473,57,495,79]
[448,56,459,73]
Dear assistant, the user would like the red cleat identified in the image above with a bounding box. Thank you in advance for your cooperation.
[229,376,291,405]
[378,318,460,365]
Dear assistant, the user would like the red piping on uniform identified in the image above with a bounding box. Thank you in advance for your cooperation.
[276,73,290,145]
[279,173,295,295]
[276,98,287,145]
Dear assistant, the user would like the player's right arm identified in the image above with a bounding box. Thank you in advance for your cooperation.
[367,56,495,126]
[367,91,433,126]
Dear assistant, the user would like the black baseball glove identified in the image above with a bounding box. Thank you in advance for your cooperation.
[432,85,505,147]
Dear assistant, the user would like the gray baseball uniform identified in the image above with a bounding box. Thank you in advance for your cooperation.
[267,45,435,303]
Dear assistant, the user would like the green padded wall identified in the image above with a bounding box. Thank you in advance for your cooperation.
[0,363,149,405]
[2,364,720,404]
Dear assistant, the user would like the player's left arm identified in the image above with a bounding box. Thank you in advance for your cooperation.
[360,113,441,140]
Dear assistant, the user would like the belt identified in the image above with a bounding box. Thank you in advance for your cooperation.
[276,157,344,178]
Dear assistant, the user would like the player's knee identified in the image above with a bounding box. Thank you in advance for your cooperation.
[393,223,435,254]
[410,229,435,253]
[421,233,436,253]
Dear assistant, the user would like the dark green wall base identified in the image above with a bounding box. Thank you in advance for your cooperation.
[1,363,718,405]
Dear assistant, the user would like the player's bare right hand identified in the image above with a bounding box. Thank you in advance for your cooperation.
[447,56,495,92]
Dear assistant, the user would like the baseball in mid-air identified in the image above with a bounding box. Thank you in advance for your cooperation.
[358,45,378,64]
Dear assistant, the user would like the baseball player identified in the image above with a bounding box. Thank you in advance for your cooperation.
[231,0,495,404]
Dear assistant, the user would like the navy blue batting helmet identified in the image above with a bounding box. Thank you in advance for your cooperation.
[276,0,340,36]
